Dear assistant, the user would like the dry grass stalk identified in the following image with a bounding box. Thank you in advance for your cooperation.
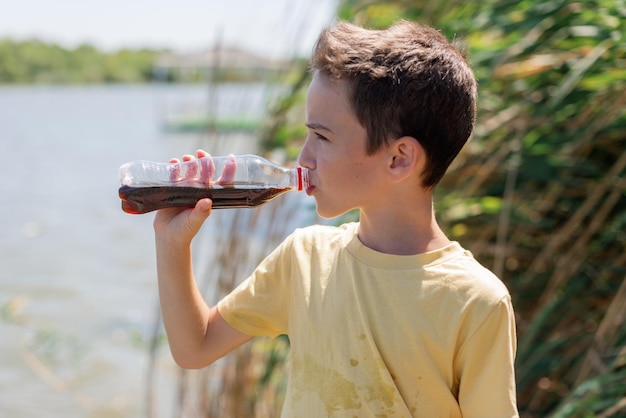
[575,267,626,386]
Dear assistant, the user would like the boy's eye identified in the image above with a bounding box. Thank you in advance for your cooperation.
[315,132,329,141]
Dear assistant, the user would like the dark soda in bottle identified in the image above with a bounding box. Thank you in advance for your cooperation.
[118,154,308,214]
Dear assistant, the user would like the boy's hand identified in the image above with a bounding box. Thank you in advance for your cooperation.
[153,149,236,244]
[153,198,212,245]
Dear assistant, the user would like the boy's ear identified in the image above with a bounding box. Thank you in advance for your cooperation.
[387,136,423,182]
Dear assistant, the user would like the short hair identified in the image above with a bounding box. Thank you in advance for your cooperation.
[311,20,477,188]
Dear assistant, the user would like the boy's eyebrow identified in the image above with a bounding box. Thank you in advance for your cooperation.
[306,122,333,133]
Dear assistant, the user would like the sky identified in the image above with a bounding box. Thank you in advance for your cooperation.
[0,0,338,58]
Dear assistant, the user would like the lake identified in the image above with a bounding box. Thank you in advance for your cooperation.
[0,83,316,417]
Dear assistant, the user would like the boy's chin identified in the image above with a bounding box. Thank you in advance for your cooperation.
[315,203,353,221]
[317,212,340,220]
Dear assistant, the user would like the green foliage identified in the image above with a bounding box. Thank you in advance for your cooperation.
[550,369,626,418]
[0,39,294,84]
[0,39,159,84]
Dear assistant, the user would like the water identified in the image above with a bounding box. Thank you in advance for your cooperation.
[0,83,312,417]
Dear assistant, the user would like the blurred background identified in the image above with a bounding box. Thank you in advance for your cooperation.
[0,1,624,417]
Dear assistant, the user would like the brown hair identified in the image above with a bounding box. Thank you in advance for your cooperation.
[311,20,477,188]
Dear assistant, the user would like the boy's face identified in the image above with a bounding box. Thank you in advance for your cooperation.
[299,72,388,219]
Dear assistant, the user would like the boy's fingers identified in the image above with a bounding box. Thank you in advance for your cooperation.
[196,149,210,158]
[169,158,181,182]
[167,151,215,184]
[181,154,198,180]
[195,198,212,213]
[187,198,212,230]
[196,149,212,182]
[218,154,237,185]
[198,156,214,184]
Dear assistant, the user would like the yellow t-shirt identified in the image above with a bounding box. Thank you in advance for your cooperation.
[218,222,518,417]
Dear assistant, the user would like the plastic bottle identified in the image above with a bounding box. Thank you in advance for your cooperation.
[118,154,308,214]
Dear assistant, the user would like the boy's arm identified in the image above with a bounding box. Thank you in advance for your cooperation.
[153,150,252,369]
[155,210,252,369]
[457,295,519,418]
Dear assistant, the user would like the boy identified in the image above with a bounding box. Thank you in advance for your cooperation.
[153,20,518,417]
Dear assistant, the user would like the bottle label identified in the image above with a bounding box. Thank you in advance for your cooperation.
[297,167,303,191]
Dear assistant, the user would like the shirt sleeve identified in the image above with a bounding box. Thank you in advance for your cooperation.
[217,234,294,338]
[455,295,519,418]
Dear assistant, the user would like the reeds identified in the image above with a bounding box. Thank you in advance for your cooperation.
[428,0,626,416]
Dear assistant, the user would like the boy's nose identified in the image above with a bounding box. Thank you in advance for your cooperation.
[298,139,315,169]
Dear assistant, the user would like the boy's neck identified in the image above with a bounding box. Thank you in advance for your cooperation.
[356,192,450,256]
